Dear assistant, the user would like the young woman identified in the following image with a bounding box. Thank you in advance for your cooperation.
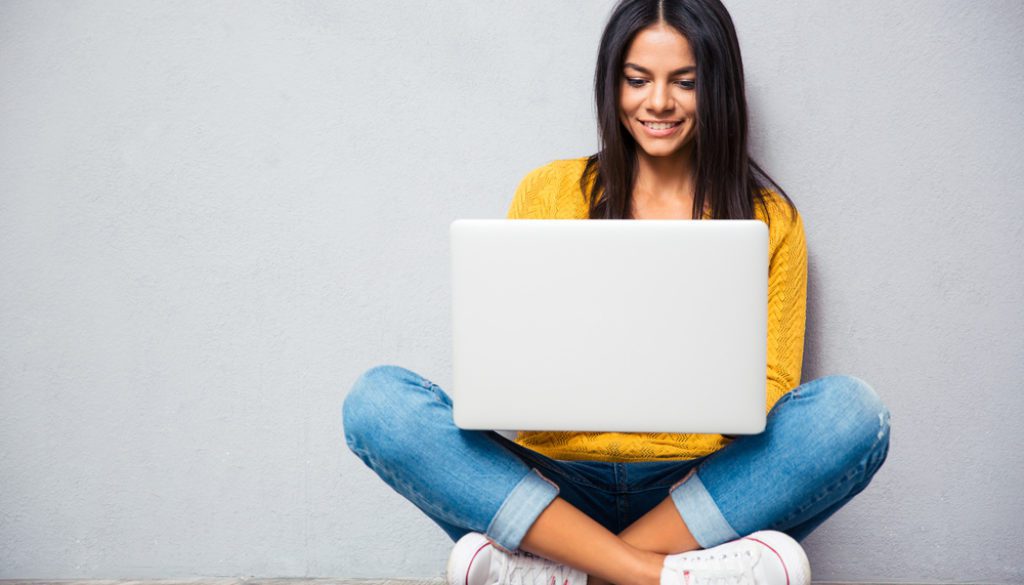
[343,1,891,584]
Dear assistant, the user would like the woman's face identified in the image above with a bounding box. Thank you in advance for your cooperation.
[618,24,698,161]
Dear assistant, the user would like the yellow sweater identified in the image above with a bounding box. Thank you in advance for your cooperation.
[507,157,808,462]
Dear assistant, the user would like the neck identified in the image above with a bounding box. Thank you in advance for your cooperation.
[633,147,695,203]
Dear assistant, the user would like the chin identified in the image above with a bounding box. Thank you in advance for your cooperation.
[639,146,681,158]
[636,139,692,160]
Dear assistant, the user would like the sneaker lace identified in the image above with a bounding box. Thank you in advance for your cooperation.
[500,549,581,585]
[670,549,759,585]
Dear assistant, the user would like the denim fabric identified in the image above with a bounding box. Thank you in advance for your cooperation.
[343,365,890,552]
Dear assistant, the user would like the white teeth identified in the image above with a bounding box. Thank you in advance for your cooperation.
[643,121,680,130]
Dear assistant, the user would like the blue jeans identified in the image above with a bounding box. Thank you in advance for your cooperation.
[342,365,890,553]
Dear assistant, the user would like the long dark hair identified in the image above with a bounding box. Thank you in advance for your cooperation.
[583,0,796,222]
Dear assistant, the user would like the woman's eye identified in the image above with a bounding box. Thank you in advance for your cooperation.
[624,77,695,89]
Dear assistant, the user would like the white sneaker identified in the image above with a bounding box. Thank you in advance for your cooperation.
[661,530,810,585]
[446,532,587,585]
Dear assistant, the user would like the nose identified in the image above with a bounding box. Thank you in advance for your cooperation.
[647,80,674,113]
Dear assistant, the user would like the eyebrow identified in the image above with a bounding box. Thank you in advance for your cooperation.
[623,62,695,75]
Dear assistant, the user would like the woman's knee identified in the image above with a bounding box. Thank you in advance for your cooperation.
[814,374,891,454]
[342,364,424,454]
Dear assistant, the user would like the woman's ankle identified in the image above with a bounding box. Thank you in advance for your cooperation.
[585,548,663,585]
[630,548,667,585]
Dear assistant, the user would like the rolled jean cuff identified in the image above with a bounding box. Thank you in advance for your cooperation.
[669,470,740,549]
[485,468,560,552]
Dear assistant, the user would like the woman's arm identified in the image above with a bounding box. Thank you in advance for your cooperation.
[507,162,565,220]
[764,206,809,413]
[507,172,535,219]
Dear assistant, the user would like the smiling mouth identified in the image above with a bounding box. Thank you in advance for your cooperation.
[641,120,682,130]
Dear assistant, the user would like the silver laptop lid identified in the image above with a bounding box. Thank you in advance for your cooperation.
[450,219,768,434]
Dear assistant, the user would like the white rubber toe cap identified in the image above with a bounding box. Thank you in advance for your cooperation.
[446,532,495,585]
[743,530,811,585]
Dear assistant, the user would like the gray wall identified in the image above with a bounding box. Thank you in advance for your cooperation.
[1,0,1021,582]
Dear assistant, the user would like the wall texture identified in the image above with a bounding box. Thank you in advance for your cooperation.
[1,0,1022,582]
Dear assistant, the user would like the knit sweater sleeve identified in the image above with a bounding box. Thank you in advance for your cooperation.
[507,165,552,219]
[764,202,808,413]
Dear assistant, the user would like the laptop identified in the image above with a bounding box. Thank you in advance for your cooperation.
[449,219,768,435]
